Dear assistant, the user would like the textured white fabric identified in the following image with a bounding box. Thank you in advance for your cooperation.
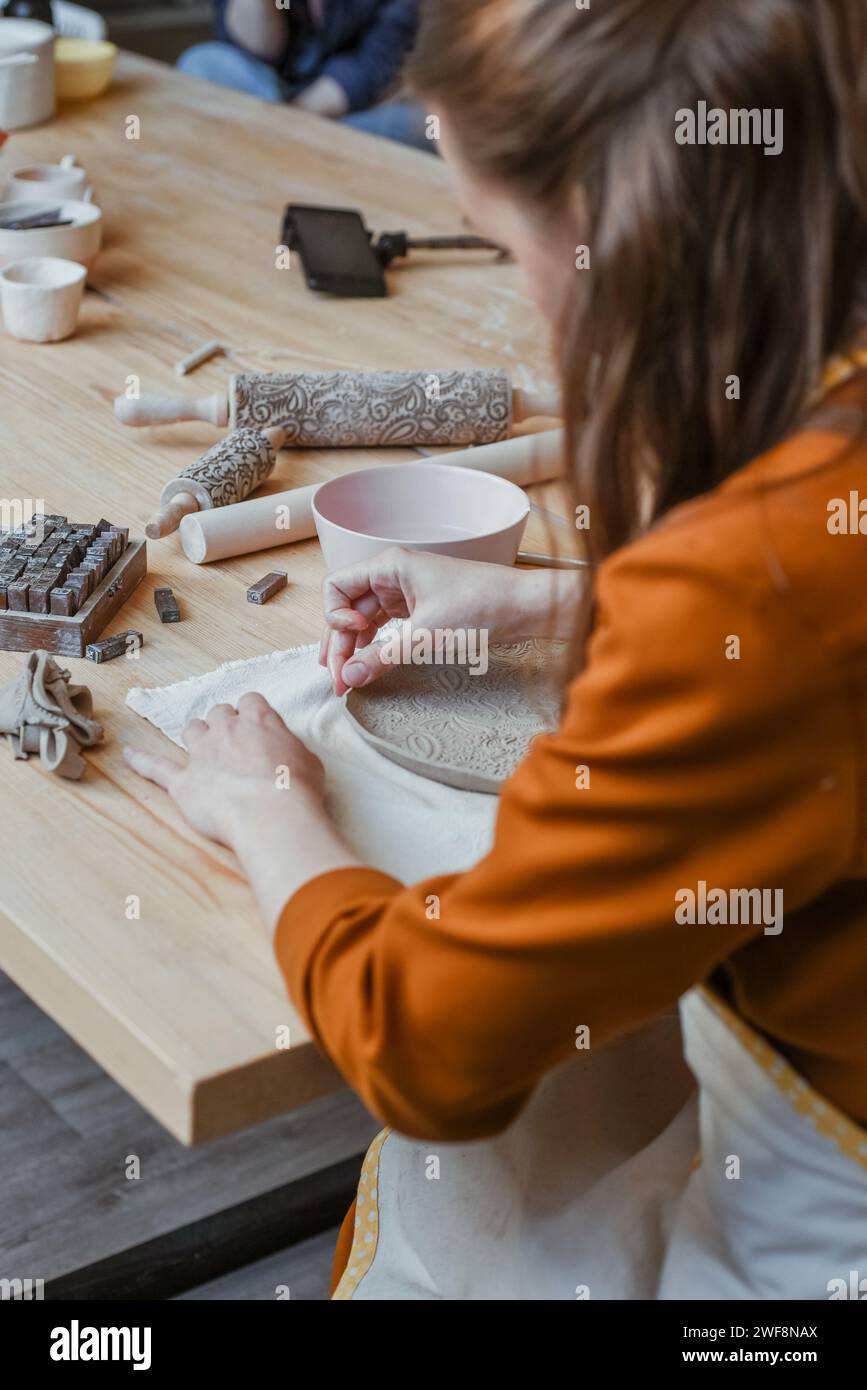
[127,642,497,885]
[659,989,867,1299]
[347,991,867,1300]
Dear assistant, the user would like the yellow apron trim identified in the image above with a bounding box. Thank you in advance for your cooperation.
[699,987,867,1175]
[332,1127,390,1301]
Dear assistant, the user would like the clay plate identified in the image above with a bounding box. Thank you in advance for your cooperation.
[344,639,563,793]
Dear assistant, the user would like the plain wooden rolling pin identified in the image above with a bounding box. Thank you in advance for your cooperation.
[116,369,560,446]
[179,428,566,564]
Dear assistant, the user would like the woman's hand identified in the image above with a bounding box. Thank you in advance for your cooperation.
[293,75,350,117]
[125,694,361,936]
[124,692,324,850]
[320,547,585,695]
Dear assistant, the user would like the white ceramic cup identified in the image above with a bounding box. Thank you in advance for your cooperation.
[312,462,530,571]
[4,155,92,204]
[0,19,55,130]
[0,198,103,269]
[0,256,87,342]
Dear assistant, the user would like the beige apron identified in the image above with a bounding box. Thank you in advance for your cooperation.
[334,989,867,1300]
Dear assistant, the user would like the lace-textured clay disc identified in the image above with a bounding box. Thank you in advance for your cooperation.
[343,640,563,794]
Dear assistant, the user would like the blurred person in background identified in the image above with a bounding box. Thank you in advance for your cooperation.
[178,0,429,149]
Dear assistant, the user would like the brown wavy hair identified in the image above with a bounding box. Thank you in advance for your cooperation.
[410,0,867,577]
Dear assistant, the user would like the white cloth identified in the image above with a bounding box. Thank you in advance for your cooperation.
[126,641,497,885]
[336,989,867,1300]
[659,989,867,1299]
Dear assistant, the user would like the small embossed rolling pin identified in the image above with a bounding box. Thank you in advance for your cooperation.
[115,369,560,446]
[145,426,286,539]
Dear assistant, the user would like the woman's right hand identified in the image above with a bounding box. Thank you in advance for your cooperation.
[320,548,523,695]
[320,547,583,696]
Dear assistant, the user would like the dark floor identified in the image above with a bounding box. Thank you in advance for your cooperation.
[176,1227,338,1300]
[0,969,375,1299]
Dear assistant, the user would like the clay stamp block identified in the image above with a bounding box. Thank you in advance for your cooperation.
[86,630,143,663]
[66,568,87,594]
[67,568,93,599]
[50,587,77,617]
[84,551,108,581]
[81,559,104,586]
[28,581,54,614]
[64,572,87,601]
[154,587,181,623]
[7,581,29,611]
[247,571,288,605]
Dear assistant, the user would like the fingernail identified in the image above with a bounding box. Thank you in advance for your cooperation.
[342,660,372,687]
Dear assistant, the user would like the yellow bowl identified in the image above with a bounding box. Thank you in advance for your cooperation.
[54,38,117,101]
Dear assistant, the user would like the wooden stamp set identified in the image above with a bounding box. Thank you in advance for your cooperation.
[0,514,147,658]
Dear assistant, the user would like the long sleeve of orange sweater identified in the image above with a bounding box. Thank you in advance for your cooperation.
[275,426,866,1142]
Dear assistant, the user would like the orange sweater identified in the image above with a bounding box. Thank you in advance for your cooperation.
[276,398,867,1141]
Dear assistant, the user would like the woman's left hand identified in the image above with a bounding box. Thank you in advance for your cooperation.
[124,692,324,849]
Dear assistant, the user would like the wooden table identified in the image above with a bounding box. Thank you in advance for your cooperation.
[0,53,560,1145]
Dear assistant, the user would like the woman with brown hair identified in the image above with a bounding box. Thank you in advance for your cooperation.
[128,0,867,1298]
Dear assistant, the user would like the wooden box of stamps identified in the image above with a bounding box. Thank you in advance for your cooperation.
[0,516,147,657]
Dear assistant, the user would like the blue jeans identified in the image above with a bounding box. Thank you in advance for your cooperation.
[177,42,433,152]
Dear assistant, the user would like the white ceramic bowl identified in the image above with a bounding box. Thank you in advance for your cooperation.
[0,256,86,342]
[0,199,102,269]
[0,19,55,130]
[312,462,530,571]
[4,156,91,203]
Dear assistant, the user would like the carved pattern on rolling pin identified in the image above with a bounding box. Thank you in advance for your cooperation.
[231,370,513,447]
[163,429,277,511]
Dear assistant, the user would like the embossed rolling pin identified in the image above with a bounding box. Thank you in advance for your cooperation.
[115,369,560,446]
[178,428,567,564]
[145,426,284,539]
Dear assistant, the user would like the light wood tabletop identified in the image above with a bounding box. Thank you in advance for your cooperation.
[0,52,565,1144]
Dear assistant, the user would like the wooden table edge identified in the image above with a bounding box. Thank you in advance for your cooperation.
[0,903,345,1144]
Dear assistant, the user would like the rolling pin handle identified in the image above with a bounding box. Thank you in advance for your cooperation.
[512,387,562,423]
[113,393,230,428]
[145,492,199,540]
[262,426,288,450]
